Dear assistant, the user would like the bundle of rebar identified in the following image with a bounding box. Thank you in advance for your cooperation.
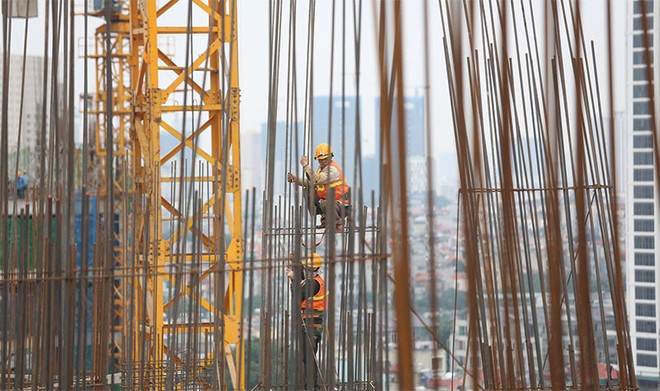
[441,0,638,389]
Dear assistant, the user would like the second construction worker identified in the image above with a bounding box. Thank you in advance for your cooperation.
[286,252,327,390]
[286,143,351,232]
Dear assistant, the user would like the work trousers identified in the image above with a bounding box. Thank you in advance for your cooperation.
[302,187,348,223]
[301,320,323,390]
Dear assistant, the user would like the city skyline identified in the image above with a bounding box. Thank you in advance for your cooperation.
[1,1,628,157]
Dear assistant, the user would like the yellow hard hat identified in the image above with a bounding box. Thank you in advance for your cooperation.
[305,253,323,269]
[314,143,334,160]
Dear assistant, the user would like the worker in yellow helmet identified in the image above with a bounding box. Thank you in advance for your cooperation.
[286,252,327,390]
[286,143,351,232]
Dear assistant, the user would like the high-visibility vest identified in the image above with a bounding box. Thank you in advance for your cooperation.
[315,161,351,203]
[301,275,327,315]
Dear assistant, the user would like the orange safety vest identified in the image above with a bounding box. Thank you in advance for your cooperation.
[315,161,351,203]
[300,275,327,315]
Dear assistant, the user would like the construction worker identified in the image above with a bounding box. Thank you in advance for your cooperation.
[286,143,351,232]
[286,252,327,390]
[16,171,27,199]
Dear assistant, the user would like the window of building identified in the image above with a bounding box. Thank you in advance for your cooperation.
[634,117,652,131]
[634,168,655,182]
[638,353,658,367]
[634,1,655,14]
[635,202,654,216]
[637,303,656,317]
[635,219,655,232]
[634,84,651,98]
[634,185,655,198]
[634,152,654,165]
[636,286,656,300]
[432,357,444,371]
[638,338,658,352]
[634,1,654,13]
[634,67,654,82]
[633,15,654,30]
[634,101,651,114]
[634,135,654,148]
[638,320,657,333]
[636,269,656,283]
[634,34,654,48]
[635,253,655,266]
[634,51,654,66]
[635,236,656,249]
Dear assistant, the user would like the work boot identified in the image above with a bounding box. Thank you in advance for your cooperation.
[335,218,344,233]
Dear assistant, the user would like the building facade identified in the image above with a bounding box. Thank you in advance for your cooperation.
[312,95,361,194]
[0,54,49,175]
[1,54,47,149]
[627,0,660,382]
[374,95,429,194]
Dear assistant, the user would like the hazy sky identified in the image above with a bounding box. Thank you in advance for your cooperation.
[5,0,628,156]
[236,0,629,156]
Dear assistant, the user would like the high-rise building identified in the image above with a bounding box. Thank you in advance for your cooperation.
[626,0,660,383]
[1,54,47,151]
[1,0,37,18]
[312,96,361,193]
[374,95,426,158]
[261,120,303,197]
[374,95,428,194]
[0,54,49,174]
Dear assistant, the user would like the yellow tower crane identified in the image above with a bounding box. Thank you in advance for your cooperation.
[87,3,132,370]
[90,0,243,388]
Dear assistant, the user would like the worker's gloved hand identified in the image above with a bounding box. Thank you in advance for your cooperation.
[299,156,308,167]
[287,173,297,183]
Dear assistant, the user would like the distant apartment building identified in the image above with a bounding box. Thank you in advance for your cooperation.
[1,54,47,149]
[626,0,660,383]
[374,95,429,195]
[312,95,362,194]
[0,54,49,174]
[1,0,38,18]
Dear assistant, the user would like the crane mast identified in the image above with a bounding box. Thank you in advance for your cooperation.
[92,0,243,388]
[88,5,132,375]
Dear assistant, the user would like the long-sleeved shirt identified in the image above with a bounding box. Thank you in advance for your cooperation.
[290,271,321,302]
[300,278,321,303]
[295,162,341,189]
